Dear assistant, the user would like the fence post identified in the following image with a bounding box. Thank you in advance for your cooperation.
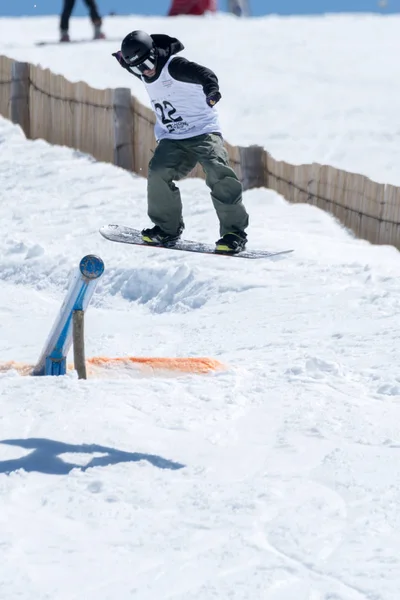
[238,145,266,191]
[113,87,134,171]
[10,61,30,138]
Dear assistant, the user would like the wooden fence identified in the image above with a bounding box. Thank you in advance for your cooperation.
[1,54,400,249]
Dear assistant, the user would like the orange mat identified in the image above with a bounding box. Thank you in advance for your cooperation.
[87,356,225,374]
[0,357,226,376]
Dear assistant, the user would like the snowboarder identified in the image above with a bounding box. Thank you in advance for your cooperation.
[60,0,105,42]
[112,30,249,253]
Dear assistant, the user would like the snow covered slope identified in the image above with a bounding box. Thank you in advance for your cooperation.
[1,14,400,600]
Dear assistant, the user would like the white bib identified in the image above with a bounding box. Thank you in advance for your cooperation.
[143,57,222,141]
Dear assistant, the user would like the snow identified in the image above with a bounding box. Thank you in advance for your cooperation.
[1,13,400,600]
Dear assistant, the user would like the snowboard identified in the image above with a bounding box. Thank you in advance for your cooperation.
[35,38,120,46]
[99,225,293,260]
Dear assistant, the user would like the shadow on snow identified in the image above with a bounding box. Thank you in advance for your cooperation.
[0,438,185,475]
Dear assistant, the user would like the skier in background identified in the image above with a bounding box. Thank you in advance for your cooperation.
[60,0,105,42]
[112,30,249,254]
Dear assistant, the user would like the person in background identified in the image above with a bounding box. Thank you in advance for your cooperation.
[167,0,216,17]
[60,0,105,42]
[112,30,249,254]
[228,0,242,16]
[228,0,250,17]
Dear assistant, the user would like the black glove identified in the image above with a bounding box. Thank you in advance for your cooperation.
[112,51,129,70]
[206,91,221,107]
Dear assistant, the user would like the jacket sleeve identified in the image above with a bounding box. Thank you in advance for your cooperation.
[168,57,220,97]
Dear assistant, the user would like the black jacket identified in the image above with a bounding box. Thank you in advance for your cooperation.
[129,34,220,98]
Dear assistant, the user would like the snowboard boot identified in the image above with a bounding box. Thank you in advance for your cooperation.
[215,231,247,254]
[93,22,106,40]
[141,224,184,247]
[60,30,70,42]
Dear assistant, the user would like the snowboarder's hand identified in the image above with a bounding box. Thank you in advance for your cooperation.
[206,91,221,107]
[112,51,129,70]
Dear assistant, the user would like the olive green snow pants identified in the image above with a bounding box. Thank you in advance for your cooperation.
[147,133,249,237]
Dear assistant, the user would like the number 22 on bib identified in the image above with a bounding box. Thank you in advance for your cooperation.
[145,57,222,140]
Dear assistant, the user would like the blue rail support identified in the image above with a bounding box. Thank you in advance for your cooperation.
[32,255,105,376]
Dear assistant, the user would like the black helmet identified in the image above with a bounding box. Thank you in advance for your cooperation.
[121,31,157,75]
